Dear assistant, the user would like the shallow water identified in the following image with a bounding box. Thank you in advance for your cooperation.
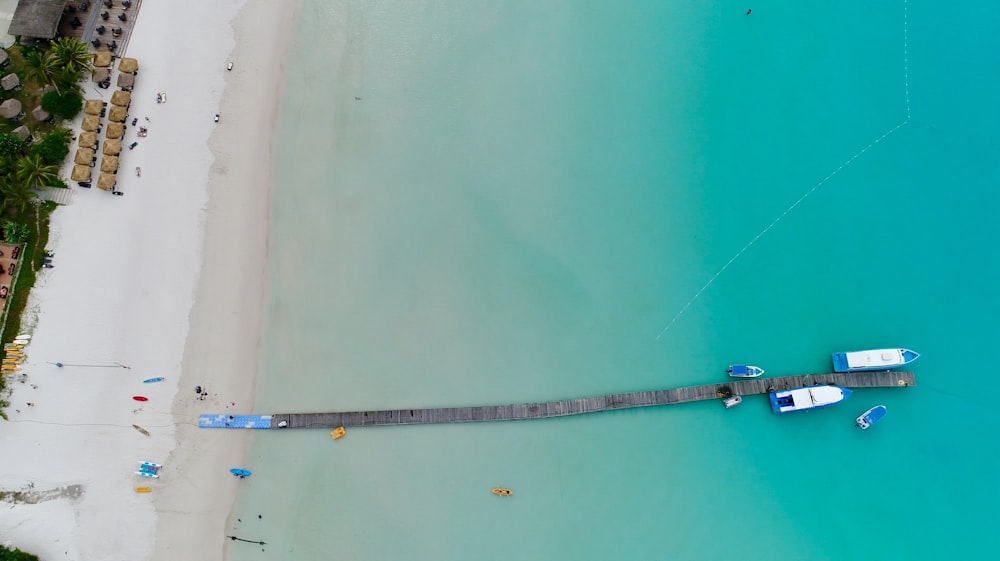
[229,1,1000,559]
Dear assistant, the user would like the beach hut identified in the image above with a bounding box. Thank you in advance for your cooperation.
[117,73,135,91]
[1,73,20,92]
[92,67,110,83]
[118,57,138,74]
[74,148,95,166]
[71,165,92,182]
[82,115,102,132]
[103,139,122,155]
[97,172,116,191]
[110,90,131,107]
[84,99,105,115]
[0,99,23,120]
[94,51,113,68]
[105,122,125,139]
[108,105,127,123]
[12,126,32,142]
[31,105,51,123]
[100,156,120,174]
[78,131,98,149]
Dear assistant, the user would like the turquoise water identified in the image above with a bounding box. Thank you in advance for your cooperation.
[229,1,1000,559]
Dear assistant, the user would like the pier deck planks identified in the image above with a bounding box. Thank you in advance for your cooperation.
[268,371,915,430]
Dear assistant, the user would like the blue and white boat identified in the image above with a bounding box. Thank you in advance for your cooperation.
[769,385,852,414]
[831,348,920,372]
[727,364,764,378]
[856,405,887,430]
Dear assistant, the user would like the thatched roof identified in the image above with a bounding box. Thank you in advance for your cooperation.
[31,105,50,122]
[71,164,92,182]
[94,51,113,68]
[103,139,122,155]
[100,155,119,173]
[12,126,31,141]
[92,68,110,82]
[1,73,20,91]
[84,99,104,115]
[78,131,98,148]
[105,122,124,139]
[108,105,127,122]
[110,90,131,107]
[118,57,138,74]
[117,73,135,89]
[97,172,116,191]
[81,115,101,131]
[74,148,95,165]
[0,99,22,119]
[7,0,65,39]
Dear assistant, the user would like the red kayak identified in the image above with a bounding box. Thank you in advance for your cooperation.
[132,396,148,402]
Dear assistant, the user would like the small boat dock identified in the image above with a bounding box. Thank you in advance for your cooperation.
[203,370,914,431]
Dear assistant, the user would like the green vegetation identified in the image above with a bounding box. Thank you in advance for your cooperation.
[40,90,83,120]
[0,544,40,561]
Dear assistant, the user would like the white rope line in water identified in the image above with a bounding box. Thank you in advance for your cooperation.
[656,0,911,340]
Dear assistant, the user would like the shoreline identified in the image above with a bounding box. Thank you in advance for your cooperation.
[0,1,294,560]
[154,0,295,558]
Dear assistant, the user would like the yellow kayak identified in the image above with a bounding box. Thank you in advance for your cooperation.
[135,487,152,493]
[330,426,347,440]
[491,487,513,497]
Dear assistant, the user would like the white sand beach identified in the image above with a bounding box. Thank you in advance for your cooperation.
[0,1,293,559]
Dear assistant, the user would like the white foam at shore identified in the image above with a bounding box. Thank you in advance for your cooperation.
[0,1,293,559]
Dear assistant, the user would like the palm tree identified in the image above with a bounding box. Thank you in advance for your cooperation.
[15,154,60,193]
[0,178,38,213]
[20,49,53,86]
[49,37,93,77]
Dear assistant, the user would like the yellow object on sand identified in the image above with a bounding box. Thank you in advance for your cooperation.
[330,426,346,440]
[492,487,513,496]
[135,487,151,493]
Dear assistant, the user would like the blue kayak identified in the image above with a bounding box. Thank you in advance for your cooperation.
[230,468,251,477]
[143,377,165,383]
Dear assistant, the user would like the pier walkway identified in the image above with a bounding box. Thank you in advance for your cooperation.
[226,371,915,430]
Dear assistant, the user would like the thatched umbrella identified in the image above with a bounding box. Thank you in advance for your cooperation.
[92,67,110,83]
[31,105,50,122]
[71,165,92,182]
[118,57,138,74]
[0,99,22,119]
[12,126,31,142]
[1,73,20,92]
[117,73,135,90]
[94,51,113,68]
[110,90,131,107]
[78,131,98,148]
[105,122,125,139]
[97,172,117,191]
[100,156,120,173]
[103,139,122,155]
[84,99,104,115]
[74,148,95,165]
[82,115,101,132]
[108,105,127,122]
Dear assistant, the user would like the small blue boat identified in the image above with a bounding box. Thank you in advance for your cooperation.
[230,468,251,478]
[727,364,764,378]
[831,348,920,372]
[856,405,887,430]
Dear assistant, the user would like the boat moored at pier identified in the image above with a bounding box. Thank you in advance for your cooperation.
[832,348,919,372]
[727,364,764,378]
[769,385,852,414]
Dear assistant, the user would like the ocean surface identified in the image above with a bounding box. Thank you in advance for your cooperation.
[228,1,1000,559]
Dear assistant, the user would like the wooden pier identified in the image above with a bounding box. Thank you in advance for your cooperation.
[269,371,915,430]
